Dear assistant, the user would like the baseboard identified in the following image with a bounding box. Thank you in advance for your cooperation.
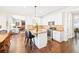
[52,39,62,44]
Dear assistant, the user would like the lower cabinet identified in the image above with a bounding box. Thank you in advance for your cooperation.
[53,31,64,42]
[34,32,47,49]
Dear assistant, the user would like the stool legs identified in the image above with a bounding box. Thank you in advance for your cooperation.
[25,38,35,52]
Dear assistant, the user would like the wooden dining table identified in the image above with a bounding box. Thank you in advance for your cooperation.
[0,33,9,43]
[0,32,13,52]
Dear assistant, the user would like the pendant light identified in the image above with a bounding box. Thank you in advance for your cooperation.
[34,6,38,36]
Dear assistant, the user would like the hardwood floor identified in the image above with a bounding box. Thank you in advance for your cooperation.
[73,32,79,53]
[25,39,74,53]
[8,32,79,53]
[9,31,25,53]
[9,38,76,53]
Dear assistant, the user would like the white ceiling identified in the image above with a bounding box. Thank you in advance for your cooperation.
[0,6,67,17]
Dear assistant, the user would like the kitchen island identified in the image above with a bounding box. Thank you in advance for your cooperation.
[30,29,47,49]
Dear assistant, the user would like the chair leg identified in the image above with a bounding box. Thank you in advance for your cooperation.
[26,38,29,46]
[52,38,53,41]
[30,39,32,52]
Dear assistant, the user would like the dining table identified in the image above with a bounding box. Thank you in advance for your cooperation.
[0,33,8,43]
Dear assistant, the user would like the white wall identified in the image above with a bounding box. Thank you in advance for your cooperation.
[43,12,63,25]
[0,15,7,30]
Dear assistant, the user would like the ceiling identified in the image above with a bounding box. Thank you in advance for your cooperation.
[0,6,67,17]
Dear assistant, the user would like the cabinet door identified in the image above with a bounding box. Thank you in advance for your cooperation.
[53,31,61,42]
[34,32,47,49]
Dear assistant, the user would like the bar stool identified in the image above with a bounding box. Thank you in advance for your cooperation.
[25,37,35,52]
[25,31,35,52]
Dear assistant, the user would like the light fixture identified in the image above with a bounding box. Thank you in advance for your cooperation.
[35,6,37,18]
[34,6,38,36]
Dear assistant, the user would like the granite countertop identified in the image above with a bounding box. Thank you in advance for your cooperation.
[30,29,47,34]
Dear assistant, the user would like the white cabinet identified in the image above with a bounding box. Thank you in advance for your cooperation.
[53,31,64,42]
[54,13,63,25]
[34,32,47,49]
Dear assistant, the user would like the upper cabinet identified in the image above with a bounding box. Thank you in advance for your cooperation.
[53,13,63,25]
